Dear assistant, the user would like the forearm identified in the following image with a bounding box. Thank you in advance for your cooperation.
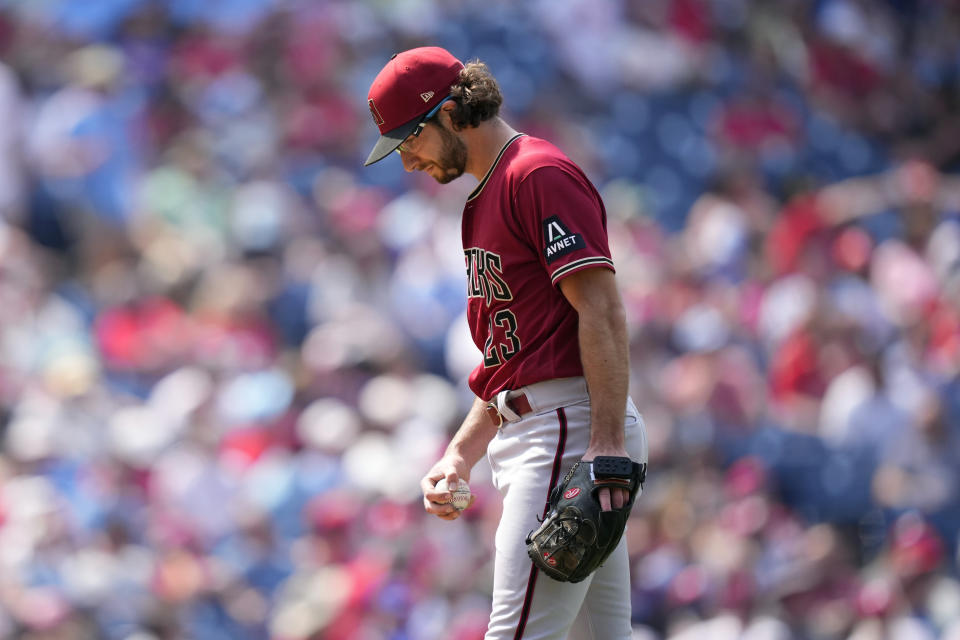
[422,397,497,520]
[578,300,629,452]
[444,396,499,471]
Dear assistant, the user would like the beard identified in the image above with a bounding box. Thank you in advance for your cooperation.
[432,123,467,184]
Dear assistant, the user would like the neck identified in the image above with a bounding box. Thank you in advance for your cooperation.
[463,118,520,182]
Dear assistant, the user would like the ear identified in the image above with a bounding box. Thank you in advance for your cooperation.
[439,100,463,132]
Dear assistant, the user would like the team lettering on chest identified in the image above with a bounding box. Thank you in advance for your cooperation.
[465,247,521,369]
[465,247,513,305]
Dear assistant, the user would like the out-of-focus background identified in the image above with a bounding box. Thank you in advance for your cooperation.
[0,1,958,639]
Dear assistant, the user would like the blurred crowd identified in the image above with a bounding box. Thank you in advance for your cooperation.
[0,0,958,639]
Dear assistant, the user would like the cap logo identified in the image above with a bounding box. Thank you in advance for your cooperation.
[368,99,385,126]
[420,91,435,103]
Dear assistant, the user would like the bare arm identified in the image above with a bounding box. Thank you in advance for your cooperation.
[420,396,498,520]
[558,267,631,509]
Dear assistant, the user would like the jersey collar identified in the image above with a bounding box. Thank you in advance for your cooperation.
[466,133,526,202]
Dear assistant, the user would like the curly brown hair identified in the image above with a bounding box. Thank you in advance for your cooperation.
[447,61,502,130]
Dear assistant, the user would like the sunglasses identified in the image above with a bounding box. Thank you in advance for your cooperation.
[396,97,450,154]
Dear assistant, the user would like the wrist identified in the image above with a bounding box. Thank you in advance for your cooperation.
[587,427,626,451]
[584,443,628,460]
[441,447,468,466]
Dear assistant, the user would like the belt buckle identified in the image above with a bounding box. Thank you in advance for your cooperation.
[485,402,504,430]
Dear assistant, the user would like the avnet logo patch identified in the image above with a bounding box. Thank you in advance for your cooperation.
[542,216,584,264]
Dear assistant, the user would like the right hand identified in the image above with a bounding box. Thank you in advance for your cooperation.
[583,445,632,511]
[421,457,475,521]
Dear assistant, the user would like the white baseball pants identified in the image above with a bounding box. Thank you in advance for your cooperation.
[484,376,648,640]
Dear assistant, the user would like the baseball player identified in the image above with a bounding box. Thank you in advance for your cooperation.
[364,47,648,640]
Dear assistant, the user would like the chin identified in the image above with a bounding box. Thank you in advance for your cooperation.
[436,168,464,185]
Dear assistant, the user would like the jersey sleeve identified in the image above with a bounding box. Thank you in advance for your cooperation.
[513,166,615,286]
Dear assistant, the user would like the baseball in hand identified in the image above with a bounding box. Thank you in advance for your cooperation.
[435,478,471,511]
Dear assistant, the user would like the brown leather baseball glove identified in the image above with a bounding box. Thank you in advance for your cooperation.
[526,456,646,583]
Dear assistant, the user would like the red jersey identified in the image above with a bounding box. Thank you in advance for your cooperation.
[462,134,615,401]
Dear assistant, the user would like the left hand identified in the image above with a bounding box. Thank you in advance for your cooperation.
[582,446,631,511]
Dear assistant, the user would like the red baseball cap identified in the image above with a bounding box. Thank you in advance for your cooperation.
[364,47,464,166]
